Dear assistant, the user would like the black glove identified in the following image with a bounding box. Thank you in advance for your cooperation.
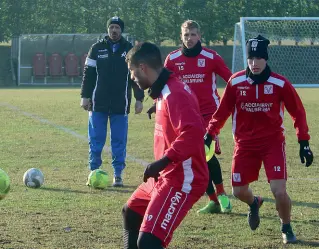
[146,103,156,119]
[204,132,213,148]
[299,140,313,167]
[143,156,171,182]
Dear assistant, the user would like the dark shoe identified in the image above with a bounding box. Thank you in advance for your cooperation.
[112,177,123,187]
[248,196,264,230]
[282,228,297,244]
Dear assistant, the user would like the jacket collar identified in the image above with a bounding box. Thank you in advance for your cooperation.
[148,68,172,99]
[181,41,202,57]
[246,64,271,85]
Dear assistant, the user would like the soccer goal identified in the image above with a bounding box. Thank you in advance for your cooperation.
[232,17,319,87]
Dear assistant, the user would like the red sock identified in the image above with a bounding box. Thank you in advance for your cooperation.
[215,183,226,196]
[208,193,218,203]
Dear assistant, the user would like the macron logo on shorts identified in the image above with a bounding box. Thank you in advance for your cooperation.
[233,173,241,182]
[161,191,182,230]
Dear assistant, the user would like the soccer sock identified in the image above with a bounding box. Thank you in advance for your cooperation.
[122,205,143,249]
[123,230,139,249]
[249,196,258,210]
[208,156,223,185]
[215,183,226,196]
[281,223,292,233]
[208,193,219,203]
[138,232,164,249]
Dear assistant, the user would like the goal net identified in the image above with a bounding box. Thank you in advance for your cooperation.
[232,17,319,87]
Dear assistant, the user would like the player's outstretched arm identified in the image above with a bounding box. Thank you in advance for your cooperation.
[282,81,313,167]
[207,81,235,137]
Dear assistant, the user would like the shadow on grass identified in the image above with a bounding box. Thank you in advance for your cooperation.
[228,195,319,209]
[226,212,318,226]
[295,240,319,247]
[38,185,137,194]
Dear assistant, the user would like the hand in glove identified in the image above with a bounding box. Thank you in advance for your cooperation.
[299,140,313,167]
[146,103,156,119]
[143,156,171,182]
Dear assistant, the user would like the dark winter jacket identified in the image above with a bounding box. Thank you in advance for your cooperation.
[81,36,144,114]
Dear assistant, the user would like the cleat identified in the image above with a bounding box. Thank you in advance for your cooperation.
[248,196,263,230]
[282,230,297,244]
[197,201,221,214]
[112,176,123,187]
[218,194,232,213]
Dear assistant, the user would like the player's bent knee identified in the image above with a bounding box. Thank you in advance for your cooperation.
[232,186,242,198]
[122,204,143,231]
[232,185,248,198]
[137,232,163,249]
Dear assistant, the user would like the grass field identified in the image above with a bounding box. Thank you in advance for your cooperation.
[0,88,318,249]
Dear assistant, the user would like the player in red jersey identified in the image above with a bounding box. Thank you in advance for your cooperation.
[123,42,208,249]
[205,35,313,244]
[164,20,232,214]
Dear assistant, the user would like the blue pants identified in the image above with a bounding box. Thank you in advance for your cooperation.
[88,111,128,177]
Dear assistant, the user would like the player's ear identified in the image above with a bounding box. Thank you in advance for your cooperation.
[198,31,202,39]
[139,63,147,73]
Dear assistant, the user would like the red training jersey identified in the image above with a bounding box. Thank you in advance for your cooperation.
[164,47,232,116]
[207,70,310,146]
[155,75,208,193]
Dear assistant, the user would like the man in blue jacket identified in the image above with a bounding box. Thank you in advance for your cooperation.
[81,17,144,187]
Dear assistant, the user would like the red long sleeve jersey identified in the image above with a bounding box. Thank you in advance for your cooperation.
[207,70,310,145]
[155,76,208,193]
[164,48,232,116]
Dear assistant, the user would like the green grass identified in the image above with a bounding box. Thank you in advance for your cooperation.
[0,88,318,249]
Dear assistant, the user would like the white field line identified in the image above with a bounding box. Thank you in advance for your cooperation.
[0,102,149,167]
[1,102,317,181]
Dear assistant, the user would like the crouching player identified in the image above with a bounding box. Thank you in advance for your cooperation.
[122,42,208,249]
[204,35,313,244]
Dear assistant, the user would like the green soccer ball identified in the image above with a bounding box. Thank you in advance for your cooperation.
[87,169,108,189]
[0,168,10,200]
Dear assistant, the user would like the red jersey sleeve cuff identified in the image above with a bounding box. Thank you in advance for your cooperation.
[164,149,179,163]
[298,134,310,141]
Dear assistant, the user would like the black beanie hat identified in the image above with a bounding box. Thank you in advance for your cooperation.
[107,16,124,32]
[246,35,270,60]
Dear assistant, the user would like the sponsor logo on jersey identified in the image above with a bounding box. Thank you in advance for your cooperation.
[197,58,205,67]
[161,191,183,230]
[98,54,108,59]
[233,173,241,182]
[264,85,273,94]
[181,74,205,83]
[237,86,250,90]
[240,102,273,112]
[175,62,185,65]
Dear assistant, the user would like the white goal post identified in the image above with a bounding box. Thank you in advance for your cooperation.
[232,17,319,87]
